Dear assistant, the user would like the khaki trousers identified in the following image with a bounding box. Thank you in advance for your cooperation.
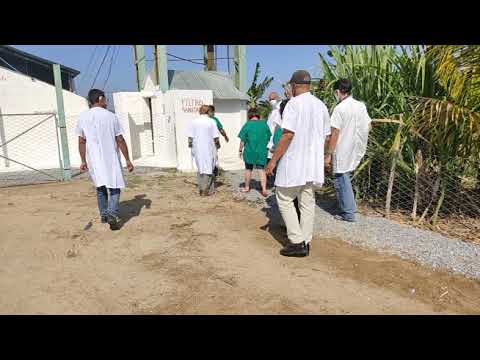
[276,183,315,245]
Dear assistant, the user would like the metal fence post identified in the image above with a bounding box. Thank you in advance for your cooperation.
[53,64,71,181]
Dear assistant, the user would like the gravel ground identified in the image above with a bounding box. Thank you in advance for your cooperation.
[224,170,480,280]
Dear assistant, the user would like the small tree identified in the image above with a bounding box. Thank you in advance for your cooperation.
[247,62,274,119]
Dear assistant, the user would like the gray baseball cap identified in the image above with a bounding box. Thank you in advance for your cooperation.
[289,70,311,84]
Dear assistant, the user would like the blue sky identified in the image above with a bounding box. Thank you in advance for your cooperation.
[11,45,330,99]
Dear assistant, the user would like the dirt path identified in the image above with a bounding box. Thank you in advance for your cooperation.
[0,172,479,314]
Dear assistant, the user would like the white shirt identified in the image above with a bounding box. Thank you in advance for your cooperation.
[275,92,331,188]
[75,107,126,189]
[186,115,220,175]
[267,108,281,155]
[330,96,371,174]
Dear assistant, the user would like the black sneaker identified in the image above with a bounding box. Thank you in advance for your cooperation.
[280,242,308,257]
[101,216,108,224]
[107,215,121,231]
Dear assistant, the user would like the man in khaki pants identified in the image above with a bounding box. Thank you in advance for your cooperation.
[266,70,331,257]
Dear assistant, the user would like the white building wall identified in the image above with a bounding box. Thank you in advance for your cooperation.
[169,90,213,173]
[110,89,247,173]
[151,92,177,168]
[112,92,152,163]
[0,66,88,171]
[213,99,247,171]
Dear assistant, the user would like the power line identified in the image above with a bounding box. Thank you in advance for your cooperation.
[81,45,98,81]
[90,46,111,89]
[103,46,119,89]
[166,52,204,65]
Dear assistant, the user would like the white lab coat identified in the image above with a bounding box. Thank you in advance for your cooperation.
[186,115,220,175]
[330,96,371,174]
[75,107,126,189]
[275,92,331,188]
[267,108,281,157]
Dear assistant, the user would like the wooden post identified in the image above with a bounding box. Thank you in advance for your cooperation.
[53,64,71,181]
[155,45,169,92]
[234,45,247,93]
[206,45,216,71]
[133,45,147,91]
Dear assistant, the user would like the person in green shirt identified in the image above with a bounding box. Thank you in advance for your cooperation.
[238,110,272,197]
[208,105,229,142]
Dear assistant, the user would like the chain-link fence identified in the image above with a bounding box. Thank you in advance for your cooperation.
[0,112,66,187]
[321,120,480,244]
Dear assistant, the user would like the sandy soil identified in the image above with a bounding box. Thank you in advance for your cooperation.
[1,171,479,315]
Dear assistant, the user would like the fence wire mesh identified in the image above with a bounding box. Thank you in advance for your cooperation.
[321,121,480,244]
[2,111,480,244]
[0,112,65,187]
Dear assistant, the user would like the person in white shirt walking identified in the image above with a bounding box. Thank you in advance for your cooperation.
[266,92,282,187]
[76,89,134,231]
[266,70,331,257]
[187,105,221,196]
[324,79,372,222]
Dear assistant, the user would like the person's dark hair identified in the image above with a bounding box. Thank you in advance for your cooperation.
[248,108,259,120]
[88,89,105,105]
[279,99,289,118]
[333,79,352,94]
[208,105,215,112]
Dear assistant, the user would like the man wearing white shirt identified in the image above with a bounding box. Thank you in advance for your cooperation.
[187,105,221,196]
[324,79,371,222]
[76,89,134,231]
[266,70,331,257]
[266,92,281,187]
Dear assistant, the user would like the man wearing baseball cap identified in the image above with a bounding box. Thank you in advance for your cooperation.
[266,70,331,257]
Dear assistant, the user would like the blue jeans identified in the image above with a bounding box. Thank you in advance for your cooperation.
[96,186,121,218]
[334,172,356,222]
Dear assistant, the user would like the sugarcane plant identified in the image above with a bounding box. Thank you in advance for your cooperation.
[315,45,480,225]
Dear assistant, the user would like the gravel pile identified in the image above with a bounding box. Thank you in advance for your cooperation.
[224,170,480,280]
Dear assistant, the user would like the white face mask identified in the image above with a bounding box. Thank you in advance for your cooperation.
[334,91,340,102]
[269,99,277,106]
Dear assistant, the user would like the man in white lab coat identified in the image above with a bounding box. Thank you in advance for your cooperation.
[76,89,134,231]
[324,79,371,222]
[266,70,331,257]
[266,92,282,187]
[187,105,221,196]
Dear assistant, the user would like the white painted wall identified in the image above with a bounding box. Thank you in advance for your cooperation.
[212,99,247,171]
[111,89,247,173]
[0,66,88,172]
[169,90,213,172]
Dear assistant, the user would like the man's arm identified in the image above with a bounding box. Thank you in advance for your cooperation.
[78,136,88,171]
[115,135,134,172]
[265,129,294,176]
[239,140,244,158]
[214,137,220,149]
[219,128,229,142]
[325,127,340,168]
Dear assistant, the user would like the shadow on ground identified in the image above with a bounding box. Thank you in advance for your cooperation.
[118,194,152,229]
[259,194,288,247]
[315,192,339,216]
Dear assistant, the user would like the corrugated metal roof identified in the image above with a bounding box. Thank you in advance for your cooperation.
[167,70,249,101]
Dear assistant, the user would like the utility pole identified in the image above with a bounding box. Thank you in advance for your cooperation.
[53,64,71,181]
[233,45,247,93]
[154,45,169,92]
[133,45,147,91]
[204,45,216,71]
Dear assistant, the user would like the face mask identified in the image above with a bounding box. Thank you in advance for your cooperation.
[269,100,277,106]
[334,91,340,102]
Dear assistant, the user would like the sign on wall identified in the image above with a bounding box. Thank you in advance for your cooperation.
[170,90,213,172]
